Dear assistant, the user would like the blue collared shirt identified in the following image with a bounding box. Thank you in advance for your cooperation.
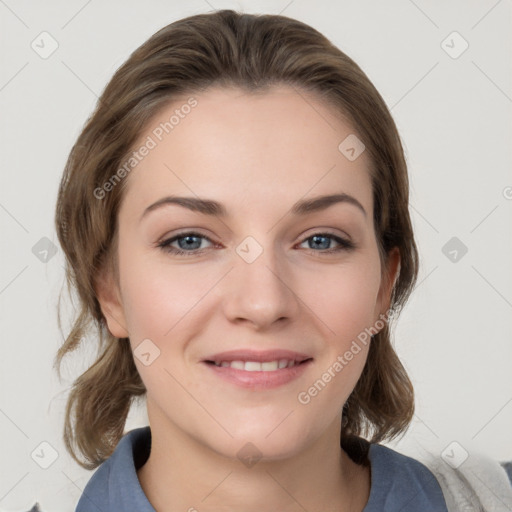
[75,427,448,511]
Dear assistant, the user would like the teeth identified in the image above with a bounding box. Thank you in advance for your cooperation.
[213,359,298,371]
[261,361,278,371]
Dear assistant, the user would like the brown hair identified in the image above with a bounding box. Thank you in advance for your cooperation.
[54,9,418,470]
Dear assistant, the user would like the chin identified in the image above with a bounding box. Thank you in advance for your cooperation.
[216,418,317,463]
[206,434,308,464]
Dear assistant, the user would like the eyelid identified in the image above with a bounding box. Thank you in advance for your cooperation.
[156,230,216,249]
[156,227,214,243]
[296,231,355,252]
[298,227,352,243]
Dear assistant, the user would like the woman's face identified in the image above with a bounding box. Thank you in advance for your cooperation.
[99,85,398,460]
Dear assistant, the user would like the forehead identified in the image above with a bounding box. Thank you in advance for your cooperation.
[120,85,373,221]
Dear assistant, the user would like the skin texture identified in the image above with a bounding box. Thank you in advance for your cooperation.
[96,85,400,512]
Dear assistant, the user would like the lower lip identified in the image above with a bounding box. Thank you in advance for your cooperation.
[203,360,313,389]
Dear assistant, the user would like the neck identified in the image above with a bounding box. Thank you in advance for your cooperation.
[137,405,370,512]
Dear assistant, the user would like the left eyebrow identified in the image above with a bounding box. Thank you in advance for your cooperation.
[290,193,367,217]
[140,192,367,221]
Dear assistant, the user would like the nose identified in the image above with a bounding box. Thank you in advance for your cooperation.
[221,243,300,330]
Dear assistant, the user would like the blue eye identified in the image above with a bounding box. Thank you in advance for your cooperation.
[157,231,354,256]
[298,233,354,252]
[158,232,213,255]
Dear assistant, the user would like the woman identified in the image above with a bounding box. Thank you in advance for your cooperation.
[54,9,506,512]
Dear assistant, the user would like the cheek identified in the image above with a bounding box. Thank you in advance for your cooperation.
[296,279,378,419]
[117,250,214,398]
[305,254,381,385]
[307,255,382,339]
[118,246,222,341]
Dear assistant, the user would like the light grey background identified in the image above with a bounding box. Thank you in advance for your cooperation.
[1,0,511,510]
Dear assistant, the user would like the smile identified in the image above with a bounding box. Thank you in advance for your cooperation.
[209,359,303,371]
[202,349,314,389]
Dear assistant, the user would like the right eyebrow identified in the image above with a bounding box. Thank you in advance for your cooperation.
[140,196,227,221]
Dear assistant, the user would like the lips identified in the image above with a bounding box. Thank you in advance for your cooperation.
[203,349,312,364]
[202,349,313,389]
[212,359,299,371]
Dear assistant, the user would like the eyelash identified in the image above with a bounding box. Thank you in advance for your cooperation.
[157,231,355,256]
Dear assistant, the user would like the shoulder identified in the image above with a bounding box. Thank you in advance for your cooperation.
[75,426,153,512]
[364,443,448,512]
[503,461,512,485]
[365,442,512,512]
[419,448,512,512]
[369,442,441,482]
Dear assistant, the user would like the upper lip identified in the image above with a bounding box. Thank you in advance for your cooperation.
[203,349,313,363]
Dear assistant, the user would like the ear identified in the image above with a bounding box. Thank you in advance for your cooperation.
[94,267,129,339]
[375,247,401,319]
